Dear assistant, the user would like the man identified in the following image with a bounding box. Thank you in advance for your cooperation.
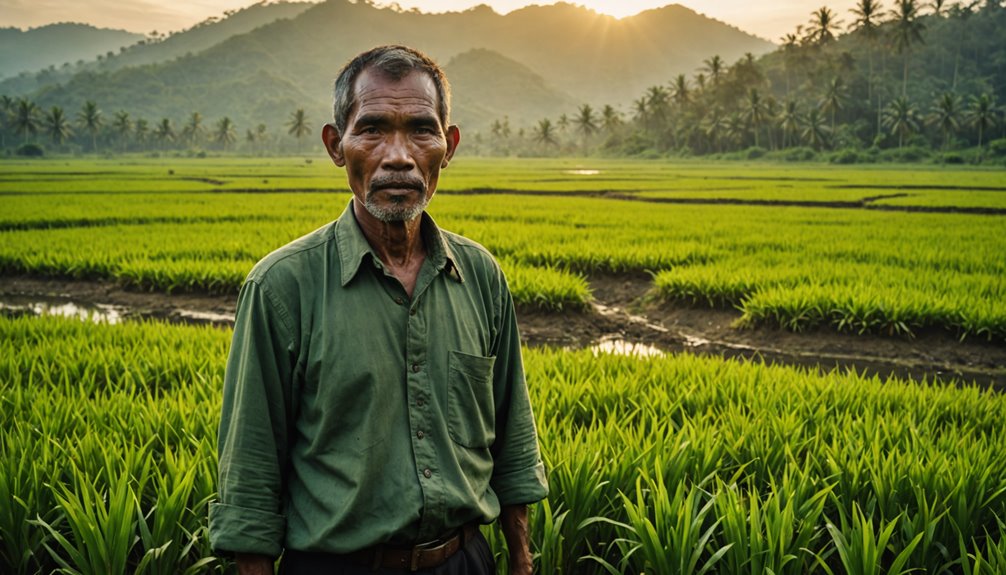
[209,45,548,575]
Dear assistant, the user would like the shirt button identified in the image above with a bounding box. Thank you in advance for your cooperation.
[416,398,425,407]
[411,363,420,373]
[417,430,425,439]
[395,297,405,305]
[409,307,417,316]
[423,468,432,478]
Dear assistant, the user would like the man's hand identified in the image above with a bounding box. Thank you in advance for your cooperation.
[500,504,533,575]
[235,553,274,575]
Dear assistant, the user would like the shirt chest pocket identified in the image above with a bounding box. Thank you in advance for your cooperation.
[447,350,497,449]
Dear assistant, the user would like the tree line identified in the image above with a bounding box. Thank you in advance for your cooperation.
[471,0,1006,163]
[0,98,316,156]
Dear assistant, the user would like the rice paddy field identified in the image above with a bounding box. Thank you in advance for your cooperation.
[2,156,1006,574]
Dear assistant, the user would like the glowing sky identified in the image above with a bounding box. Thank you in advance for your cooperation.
[1,0,865,41]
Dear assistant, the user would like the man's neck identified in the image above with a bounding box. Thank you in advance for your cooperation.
[353,201,427,294]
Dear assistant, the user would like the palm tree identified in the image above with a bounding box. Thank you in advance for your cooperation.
[779,33,801,96]
[0,94,14,148]
[600,105,621,135]
[779,100,803,149]
[850,0,883,112]
[928,92,960,150]
[644,86,670,131]
[183,112,204,147]
[965,93,997,160]
[556,113,570,134]
[883,96,921,148]
[632,97,649,127]
[286,108,311,152]
[134,118,149,151]
[888,0,926,97]
[671,75,690,108]
[802,109,831,150]
[573,104,597,149]
[949,2,974,91]
[154,118,175,149]
[14,98,41,144]
[807,6,843,44]
[215,116,237,150]
[701,106,727,153]
[532,118,557,149]
[742,88,768,148]
[44,106,73,146]
[76,100,102,152]
[255,123,269,154]
[701,55,724,86]
[820,77,848,133]
[112,111,131,152]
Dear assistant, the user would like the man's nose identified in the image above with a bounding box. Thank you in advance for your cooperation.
[381,131,415,170]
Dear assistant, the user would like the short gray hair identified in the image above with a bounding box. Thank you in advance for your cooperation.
[332,45,451,136]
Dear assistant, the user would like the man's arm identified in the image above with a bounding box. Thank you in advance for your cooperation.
[235,553,274,575]
[500,504,532,575]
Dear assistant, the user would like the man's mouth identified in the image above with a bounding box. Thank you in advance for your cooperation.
[370,177,425,195]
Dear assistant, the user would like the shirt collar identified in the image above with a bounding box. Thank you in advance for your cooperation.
[336,199,464,287]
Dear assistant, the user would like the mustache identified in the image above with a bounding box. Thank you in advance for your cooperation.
[369,175,426,194]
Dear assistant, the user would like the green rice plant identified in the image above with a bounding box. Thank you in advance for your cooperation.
[813,504,924,575]
[135,449,217,575]
[962,516,1006,574]
[32,459,140,575]
[715,476,831,575]
[530,498,569,574]
[586,465,731,575]
[0,423,55,574]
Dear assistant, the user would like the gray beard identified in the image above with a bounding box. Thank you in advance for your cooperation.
[364,192,428,223]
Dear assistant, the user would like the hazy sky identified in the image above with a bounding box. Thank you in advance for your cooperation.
[1,0,864,41]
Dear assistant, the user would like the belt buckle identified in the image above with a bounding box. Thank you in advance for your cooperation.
[409,546,423,571]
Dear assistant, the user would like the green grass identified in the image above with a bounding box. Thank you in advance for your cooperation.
[1,157,1004,338]
[3,315,1006,574]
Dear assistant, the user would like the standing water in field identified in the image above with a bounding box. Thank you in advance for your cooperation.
[0,295,124,324]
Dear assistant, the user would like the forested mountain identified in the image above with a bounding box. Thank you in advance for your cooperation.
[12,0,772,135]
[8,0,999,161]
[0,2,313,97]
[0,24,143,80]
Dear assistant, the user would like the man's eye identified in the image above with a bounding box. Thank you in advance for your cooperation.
[360,126,380,134]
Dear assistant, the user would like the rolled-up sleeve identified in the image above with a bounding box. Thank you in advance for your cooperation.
[209,279,295,557]
[489,275,549,506]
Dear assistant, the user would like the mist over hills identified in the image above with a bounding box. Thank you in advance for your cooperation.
[0,23,143,80]
[0,2,314,97]
[17,0,773,135]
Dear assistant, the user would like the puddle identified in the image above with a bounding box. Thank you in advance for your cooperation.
[175,309,235,323]
[593,302,669,333]
[590,336,665,358]
[565,169,601,175]
[1,297,125,324]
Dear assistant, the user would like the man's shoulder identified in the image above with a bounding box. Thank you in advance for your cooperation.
[440,228,501,272]
[245,221,335,285]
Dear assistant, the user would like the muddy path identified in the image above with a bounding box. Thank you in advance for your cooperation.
[3,274,1004,389]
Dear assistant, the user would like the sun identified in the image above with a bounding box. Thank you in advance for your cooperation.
[574,0,665,19]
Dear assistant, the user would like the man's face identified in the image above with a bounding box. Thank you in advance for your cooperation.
[324,68,459,223]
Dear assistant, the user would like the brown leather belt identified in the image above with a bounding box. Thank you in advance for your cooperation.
[348,523,480,571]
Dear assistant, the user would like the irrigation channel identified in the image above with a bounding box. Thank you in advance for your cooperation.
[2,273,1004,389]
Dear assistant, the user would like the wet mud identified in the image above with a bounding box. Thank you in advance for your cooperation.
[3,273,1004,389]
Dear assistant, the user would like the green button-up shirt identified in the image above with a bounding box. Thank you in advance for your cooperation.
[208,201,548,558]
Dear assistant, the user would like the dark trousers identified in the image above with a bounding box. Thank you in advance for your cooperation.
[278,531,496,575]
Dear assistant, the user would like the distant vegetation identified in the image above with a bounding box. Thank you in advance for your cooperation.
[470,0,1006,163]
[0,23,142,80]
[0,1,1003,162]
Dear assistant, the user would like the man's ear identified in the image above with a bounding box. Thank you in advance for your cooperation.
[442,125,461,168]
[322,123,345,167]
